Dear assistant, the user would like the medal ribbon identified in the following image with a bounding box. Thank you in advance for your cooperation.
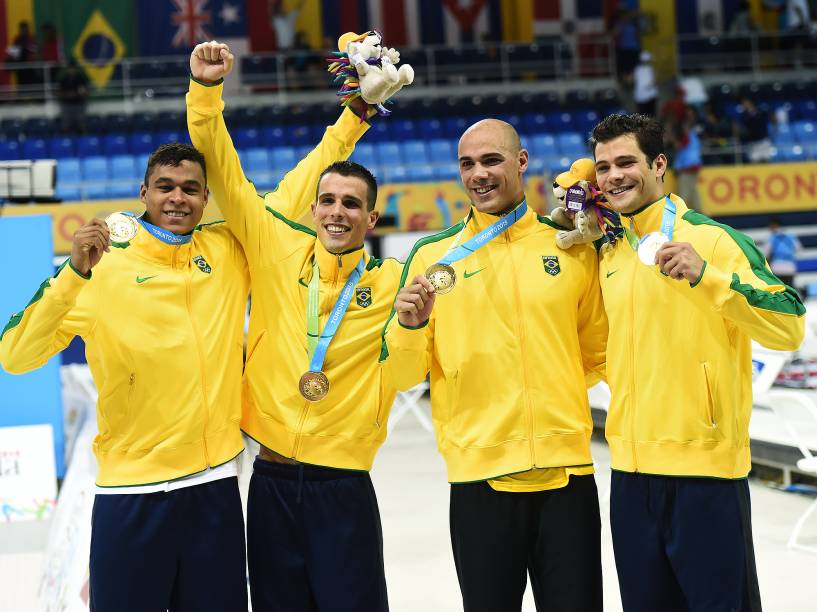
[136,215,193,245]
[306,254,365,373]
[435,199,528,267]
[622,195,676,251]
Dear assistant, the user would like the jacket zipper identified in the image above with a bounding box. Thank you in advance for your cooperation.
[628,221,638,472]
[183,248,211,467]
[505,233,536,466]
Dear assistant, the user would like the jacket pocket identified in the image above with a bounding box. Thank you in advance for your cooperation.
[702,362,717,430]
[244,329,267,370]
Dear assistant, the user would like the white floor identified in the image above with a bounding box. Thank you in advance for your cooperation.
[3,398,817,611]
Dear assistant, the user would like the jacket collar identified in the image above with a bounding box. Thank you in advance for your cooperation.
[465,198,539,242]
[623,193,688,236]
[314,240,367,283]
[127,223,194,266]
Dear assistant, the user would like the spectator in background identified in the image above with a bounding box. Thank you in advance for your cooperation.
[39,23,61,85]
[611,5,641,84]
[57,61,90,134]
[765,217,802,288]
[672,108,703,212]
[700,102,736,164]
[729,0,759,33]
[737,97,772,162]
[633,51,657,116]
[269,0,305,50]
[660,85,690,130]
[7,21,38,90]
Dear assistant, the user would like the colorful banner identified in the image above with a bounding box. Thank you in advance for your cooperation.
[698,162,817,216]
[2,177,551,254]
[0,424,57,523]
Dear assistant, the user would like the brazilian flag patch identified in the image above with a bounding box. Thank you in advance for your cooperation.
[192,255,212,274]
[542,256,560,276]
[356,287,372,308]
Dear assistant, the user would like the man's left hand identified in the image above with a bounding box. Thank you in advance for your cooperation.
[656,241,705,282]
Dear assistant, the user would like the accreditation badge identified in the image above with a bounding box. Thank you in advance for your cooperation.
[637,232,669,266]
[425,263,456,295]
[105,212,138,243]
[299,371,330,402]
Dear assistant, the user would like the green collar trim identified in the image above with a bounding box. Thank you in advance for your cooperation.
[621,193,668,218]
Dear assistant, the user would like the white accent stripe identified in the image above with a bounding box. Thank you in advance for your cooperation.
[404,0,421,47]
[94,459,238,495]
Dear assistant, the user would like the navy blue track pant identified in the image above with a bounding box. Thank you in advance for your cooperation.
[610,471,762,612]
[247,458,388,612]
[89,476,248,612]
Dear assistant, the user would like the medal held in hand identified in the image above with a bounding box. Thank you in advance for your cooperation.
[424,200,528,295]
[624,196,677,266]
[300,255,365,402]
[637,232,669,265]
[105,212,138,243]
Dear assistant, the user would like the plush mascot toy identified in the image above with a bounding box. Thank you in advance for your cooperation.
[327,30,414,120]
[550,158,621,250]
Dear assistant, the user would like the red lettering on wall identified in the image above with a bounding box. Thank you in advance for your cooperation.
[765,174,789,200]
[737,175,760,201]
[794,173,816,199]
[708,177,733,204]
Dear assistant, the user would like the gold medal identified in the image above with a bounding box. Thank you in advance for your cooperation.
[425,263,456,295]
[299,371,330,402]
[105,212,139,243]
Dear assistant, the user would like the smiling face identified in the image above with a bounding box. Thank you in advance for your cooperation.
[594,134,666,214]
[140,161,208,234]
[312,172,379,253]
[458,120,528,214]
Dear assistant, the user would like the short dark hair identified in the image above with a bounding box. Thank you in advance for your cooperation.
[144,143,207,186]
[589,113,665,166]
[316,161,378,210]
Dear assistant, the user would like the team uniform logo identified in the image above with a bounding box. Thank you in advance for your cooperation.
[542,256,561,276]
[355,287,372,308]
[192,255,212,274]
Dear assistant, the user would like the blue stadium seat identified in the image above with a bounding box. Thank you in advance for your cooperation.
[382,166,408,183]
[376,142,402,165]
[55,185,82,201]
[388,119,416,141]
[84,183,110,200]
[156,131,182,145]
[434,165,460,181]
[402,140,429,165]
[573,111,599,137]
[530,134,558,157]
[556,132,585,157]
[261,126,286,147]
[285,125,311,147]
[771,124,795,146]
[48,137,75,159]
[233,128,261,149]
[406,165,435,182]
[521,113,547,136]
[295,146,313,162]
[417,119,443,139]
[546,156,573,175]
[0,139,21,160]
[56,158,82,184]
[104,134,129,155]
[366,120,389,143]
[135,154,150,180]
[270,147,296,172]
[77,135,102,157]
[528,157,546,174]
[108,182,137,199]
[22,138,48,160]
[443,117,469,138]
[110,155,138,181]
[350,143,377,167]
[128,132,156,154]
[792,121,817,145]
[772,144,807,162]
[242,148,269,174]
[428,139,454,165]
[81,156,110,181]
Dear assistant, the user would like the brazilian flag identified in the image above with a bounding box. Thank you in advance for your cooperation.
[35,0,133,89]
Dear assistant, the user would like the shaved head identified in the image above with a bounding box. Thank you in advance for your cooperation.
[459,119,521,154]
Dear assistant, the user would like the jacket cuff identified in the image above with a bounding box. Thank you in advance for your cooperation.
[186,78,225,114]
[692,261,732,310]
[331,107,371,145]
[52,260,90,303]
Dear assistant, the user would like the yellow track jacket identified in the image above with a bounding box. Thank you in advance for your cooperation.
[385,205,608,483]
[188,79,402,471]
[601,194,805,478]
[0,224,250,486]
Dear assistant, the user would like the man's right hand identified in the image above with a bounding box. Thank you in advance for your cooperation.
[190,41,235,84]
[71,219,110,276]
[395,275,436,328]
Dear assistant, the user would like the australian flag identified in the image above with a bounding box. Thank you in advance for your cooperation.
[138,0,248,56]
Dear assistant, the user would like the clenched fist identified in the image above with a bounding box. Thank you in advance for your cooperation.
[656,241,705,283]
[394,275,436,328]
[190,41,235,84]
[71,218,110,276]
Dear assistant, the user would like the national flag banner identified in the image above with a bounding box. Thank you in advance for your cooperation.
[138,0,249,57]
[33,0,133,90]
[533,0,606,37]
[675,0,741,35]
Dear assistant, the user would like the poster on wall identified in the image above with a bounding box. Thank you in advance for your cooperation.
[0,424,57,522]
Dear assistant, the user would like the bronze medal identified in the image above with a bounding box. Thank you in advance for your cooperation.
[299,371,330,402]
[105,212,138,243]
[425,263,456,295]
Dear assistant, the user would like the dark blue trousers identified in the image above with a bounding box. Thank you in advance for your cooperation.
[89,476,247,612]
[610,471,762,612]
[246,458,388,612]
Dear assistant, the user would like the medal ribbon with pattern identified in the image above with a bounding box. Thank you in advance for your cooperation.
[137,215,194,245]
[621,195,676,265]
[301,254,365,401]
[425,199,528,294]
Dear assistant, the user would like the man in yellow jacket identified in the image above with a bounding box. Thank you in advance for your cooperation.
[386,119,607,612]
[187,42,405,611]
[590,113,805,611]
